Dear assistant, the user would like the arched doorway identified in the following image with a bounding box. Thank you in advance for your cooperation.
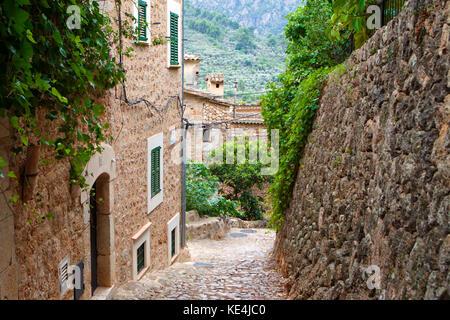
[89,173,112,295]
[90,181,98,294]
[80,143,116,297]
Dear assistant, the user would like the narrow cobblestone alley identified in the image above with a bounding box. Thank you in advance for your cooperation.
[111,228,287,300]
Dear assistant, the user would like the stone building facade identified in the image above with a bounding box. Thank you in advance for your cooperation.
[0,0,184,300]
[275,0,449,300]
[183,56,265,162]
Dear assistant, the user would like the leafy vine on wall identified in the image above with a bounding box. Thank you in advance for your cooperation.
[0,0,136,215]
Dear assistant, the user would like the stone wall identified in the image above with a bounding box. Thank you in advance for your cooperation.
[0,0,183,300]
[275,0,449,300]
[184,93,266,163]
[0,119,18,299]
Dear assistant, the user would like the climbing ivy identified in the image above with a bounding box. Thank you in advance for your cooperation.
[262,68,331,230]
[261,0,350,230]
[328,0,376,49]
[0,0,134,191]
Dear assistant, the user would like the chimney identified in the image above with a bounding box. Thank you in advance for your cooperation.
[205,73,225,97]
[184,54,201,88]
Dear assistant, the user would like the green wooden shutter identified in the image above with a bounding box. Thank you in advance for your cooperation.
[138,0,148,41]
[155,146,161,194]
[151,147,161,198]
[151,148,155,197]
[170,12,179,65]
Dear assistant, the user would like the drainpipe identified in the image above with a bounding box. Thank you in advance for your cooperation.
[181,0,187,249]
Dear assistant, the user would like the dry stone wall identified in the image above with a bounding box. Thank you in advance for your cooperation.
[275,0,449,300]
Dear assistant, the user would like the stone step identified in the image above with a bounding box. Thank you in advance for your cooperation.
[186,210,201,223]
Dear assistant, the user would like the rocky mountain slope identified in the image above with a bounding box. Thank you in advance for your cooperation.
[188,0,304,36]
[185,0,287,103]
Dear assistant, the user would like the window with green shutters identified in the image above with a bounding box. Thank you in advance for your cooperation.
[169,12,179,65]
[151,146,161,198]
[138,0,148,42]
[136,242,145,274]
[171,228,176,258]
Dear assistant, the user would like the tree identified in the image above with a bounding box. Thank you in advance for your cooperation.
[208,140,272,221]
[186,163,244,218]
[0,0,132,190]
[234,27,256,53]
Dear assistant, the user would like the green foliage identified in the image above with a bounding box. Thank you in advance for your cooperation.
[187,19,223,39]
[208,140,272,221]
[284,0,351,82]
[266,35,278,47]
[186,163,244,219]
[187,0,301,36]
[261,0,350,230]
[185,1,240,30]
[263,68,331,229]
[233,27,257,53]
[0,0,133,190]
[328,0,376,49]
[185,0,286,104]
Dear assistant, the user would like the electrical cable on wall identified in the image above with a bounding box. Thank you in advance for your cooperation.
[114,1,185,121]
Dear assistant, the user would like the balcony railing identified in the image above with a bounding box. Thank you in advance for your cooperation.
[381,0,406,26]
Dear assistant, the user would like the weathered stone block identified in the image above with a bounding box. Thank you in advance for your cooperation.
[0,264,18,300]
[0,215,15,272]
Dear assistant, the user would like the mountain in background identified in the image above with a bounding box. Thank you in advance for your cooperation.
[187,0,304,36]
[185,0,302,103]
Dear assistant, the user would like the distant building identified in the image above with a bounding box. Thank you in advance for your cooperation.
[183,54,265,163]
[205,73,225,98]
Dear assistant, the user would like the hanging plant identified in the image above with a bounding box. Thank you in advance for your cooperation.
[0,0,134,206]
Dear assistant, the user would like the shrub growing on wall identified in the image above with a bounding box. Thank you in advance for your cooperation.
[261,0,350,230]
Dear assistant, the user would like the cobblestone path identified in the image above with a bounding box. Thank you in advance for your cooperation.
[112,228,287,300]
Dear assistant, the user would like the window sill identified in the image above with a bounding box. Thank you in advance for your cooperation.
[168,64,181,68]
[136,266,150,281]
[132,222,152,241]
[170,253,179,265]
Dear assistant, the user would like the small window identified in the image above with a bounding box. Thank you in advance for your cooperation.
[136,243,145,274]
[171,228,176,258]
[203,128,211,143]
[132,222,151,279]
[137,0,148,42]
[216,83,220,88]
[167,213,180,264]
[151,146,161,198]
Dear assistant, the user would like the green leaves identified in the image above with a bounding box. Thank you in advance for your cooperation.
[328,0,375,49]
[0,0,131,188]
[26,29,37,44]
[186,163,244,219]
[260,0,355,229]
[50,87,68,104]
[0,156,7,167]
[8,171,17,178]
